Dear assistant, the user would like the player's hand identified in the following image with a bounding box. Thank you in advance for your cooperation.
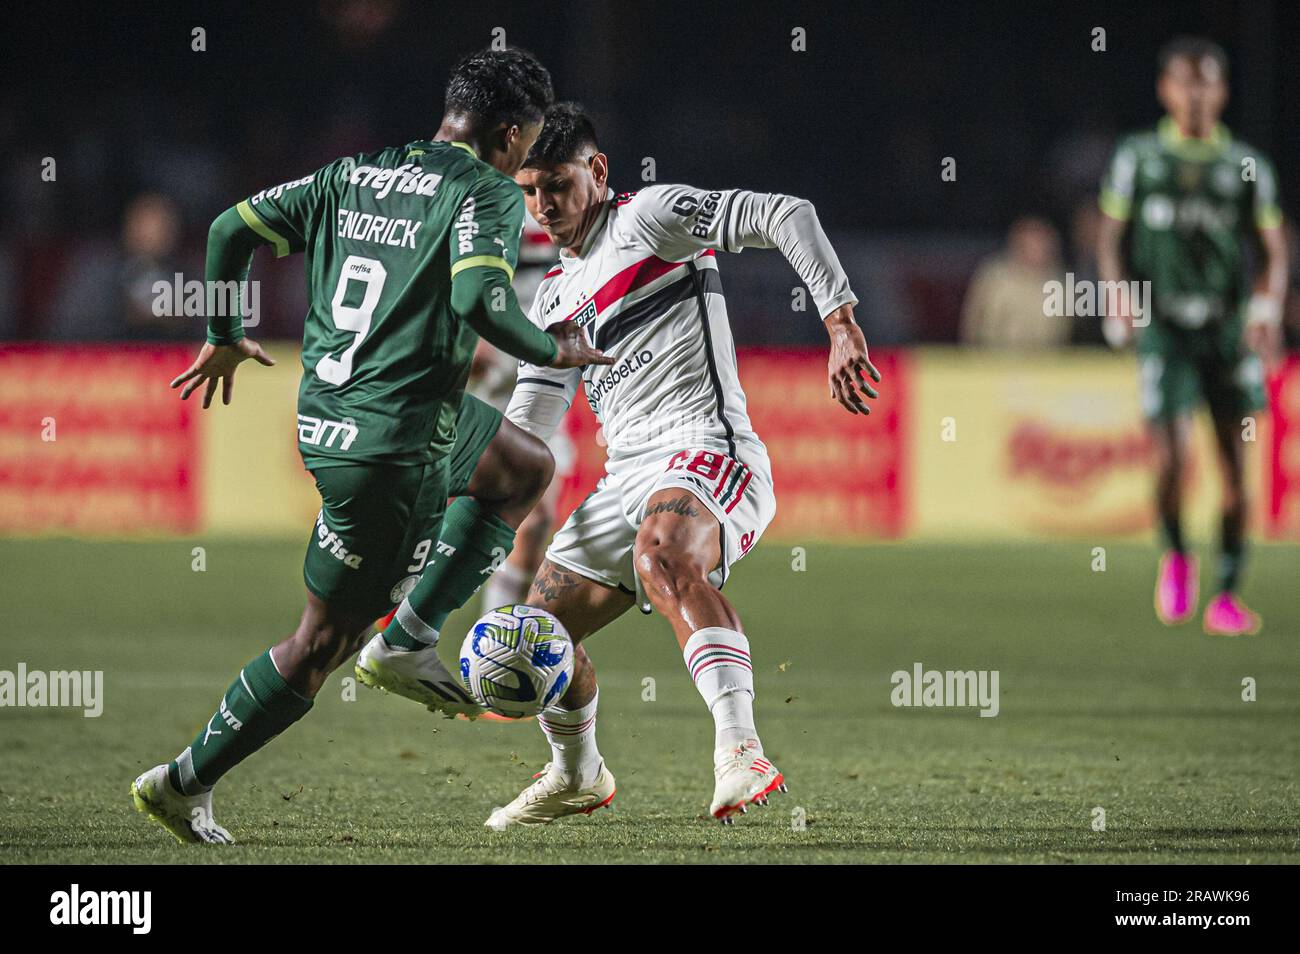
[170,339,275,408]
[1102,312,1133,349]
[545,320,614,369]
[1245,319,1282,373]
[1244,295,1284,373]
[824,305,880,415]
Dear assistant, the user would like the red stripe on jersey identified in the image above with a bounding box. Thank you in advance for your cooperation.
[724,469,754,513]
[561,253,686,323]
[543,266,562,279]
[713,459,736,498]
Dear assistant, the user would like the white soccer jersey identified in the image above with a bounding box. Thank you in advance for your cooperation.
[505,182,856,599]
[506,184,856,474]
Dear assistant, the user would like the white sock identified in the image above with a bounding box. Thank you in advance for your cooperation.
[538,689,603,787]
[382,598,439,650]
[481,560,532,613]
[683,627,758,750]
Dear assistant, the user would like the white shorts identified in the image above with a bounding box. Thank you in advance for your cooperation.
[546,443,776,604]
[547,427,576,479]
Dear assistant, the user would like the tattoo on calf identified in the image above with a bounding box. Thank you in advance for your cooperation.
[529,565,584,604]
[645,494,700,518]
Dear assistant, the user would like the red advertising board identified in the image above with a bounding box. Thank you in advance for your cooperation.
[1266,354,1300,538]
[0,345,200,534]
[556,347,908,539]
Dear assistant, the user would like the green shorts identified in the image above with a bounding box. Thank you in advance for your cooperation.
[303,459,449,619]
[447,393,504,497]
[301,395,503,617]
[1136,319,1266,422]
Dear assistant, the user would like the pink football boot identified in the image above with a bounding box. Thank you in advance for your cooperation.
[1155,550,1198,625]
[1203,592,1261,637]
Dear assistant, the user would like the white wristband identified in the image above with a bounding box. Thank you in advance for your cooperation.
[1248,295,1282,326]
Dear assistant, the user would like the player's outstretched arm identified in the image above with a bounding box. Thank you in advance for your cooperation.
[630,185,879,413]
[171,205,275,408]
[1096,212,1134,349]
[1245,225,1288,371]
[721,192,881,416]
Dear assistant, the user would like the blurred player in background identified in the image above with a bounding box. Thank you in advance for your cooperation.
[469,211,578,612]
[1098,36,1287,636]
[131,50,608,845]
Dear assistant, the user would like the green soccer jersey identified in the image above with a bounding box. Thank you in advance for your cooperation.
[232,140,526,468]
[1099,117,1283,329]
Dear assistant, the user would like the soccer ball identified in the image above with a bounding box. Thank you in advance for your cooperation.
[459,605,573,718]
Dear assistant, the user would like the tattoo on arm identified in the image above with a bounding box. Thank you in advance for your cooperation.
[529,565,585,604]
[644,494,700,518]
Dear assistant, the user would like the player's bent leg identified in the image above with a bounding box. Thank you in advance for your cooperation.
[135,462,433,845]
[274,594,376,696]
[467,416,555,530]
[633,487,784,823]
[634,489,738,642]
[133,592,370,844]
[485,559,632,830]
[358,410,554,716]
[1203,410,1260,636]
[481,482,556,612]
[1150,415,1198,625]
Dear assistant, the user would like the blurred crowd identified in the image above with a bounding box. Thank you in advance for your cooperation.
[4,107,1297,348]
[3,1,1296,350]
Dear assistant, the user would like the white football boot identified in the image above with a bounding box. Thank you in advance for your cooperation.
[130,764,233,844]
[710,739,786,824]
[484,761,616,830]
[354,633,484,719]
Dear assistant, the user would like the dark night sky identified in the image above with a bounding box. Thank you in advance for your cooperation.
[6,0,1297,231]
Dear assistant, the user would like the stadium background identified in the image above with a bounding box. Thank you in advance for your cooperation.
[3,0,1300,543]
[2,2,1299,864]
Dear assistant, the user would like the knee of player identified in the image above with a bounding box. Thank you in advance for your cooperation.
[633,539,709,595]
[506,432,555,508]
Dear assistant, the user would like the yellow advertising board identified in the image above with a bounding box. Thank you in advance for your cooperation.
[910,350,1265,540]
[201,351,320,537]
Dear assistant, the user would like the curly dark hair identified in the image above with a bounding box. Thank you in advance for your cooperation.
[444,47,554,128]
[1158,36,1228,79]
[523,102,599,168]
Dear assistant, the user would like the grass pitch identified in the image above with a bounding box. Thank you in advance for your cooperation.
[0,538,1297,864]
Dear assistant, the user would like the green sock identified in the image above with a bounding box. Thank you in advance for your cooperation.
[1217,514,1245,593]
[1160,513,1186,554]
[167,649,313,795]
[382,497,516,651]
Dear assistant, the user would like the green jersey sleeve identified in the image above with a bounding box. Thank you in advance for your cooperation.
[1099,137,1139,222]
[448,173,524,282]
[237,160,344,259]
